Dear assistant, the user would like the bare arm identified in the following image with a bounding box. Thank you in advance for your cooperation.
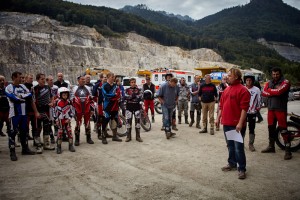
[158,96,164,104]
[31,100,40,118]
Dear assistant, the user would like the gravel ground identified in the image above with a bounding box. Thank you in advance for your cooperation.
[0,102,299,200]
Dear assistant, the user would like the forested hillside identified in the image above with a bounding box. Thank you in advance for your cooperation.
[1,0,300,83]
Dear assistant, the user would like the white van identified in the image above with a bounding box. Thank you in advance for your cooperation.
[122,76,146,89]
[151,70,194,90]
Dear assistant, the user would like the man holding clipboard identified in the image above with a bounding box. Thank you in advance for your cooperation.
[216,68,250,180]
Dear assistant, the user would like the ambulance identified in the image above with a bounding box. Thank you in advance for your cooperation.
[136,68,195,91]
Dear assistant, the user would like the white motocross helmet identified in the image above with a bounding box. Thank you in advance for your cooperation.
[58,87,70,98]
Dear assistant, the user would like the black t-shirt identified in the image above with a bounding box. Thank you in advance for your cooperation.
[33,85,52,113]
[0,87,9,112]
[24,83,34,112]
[54,80,69,88]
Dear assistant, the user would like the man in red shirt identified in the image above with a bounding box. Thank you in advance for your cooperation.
[216,68,250,179]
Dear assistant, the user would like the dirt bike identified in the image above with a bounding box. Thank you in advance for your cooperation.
[115,102,151,136]
[275,112,300,152]
[154,97,162,114]
[114,110,127,137]
[140,102,151,132]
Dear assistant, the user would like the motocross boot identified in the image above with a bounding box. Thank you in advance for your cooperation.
[189,111,194,127]
[74,132,80,146]
[86,134,94,144]
[57,138,62,154]
[10,148,18,161]
[102,129,108,144]
[97,125,102,140]
[284,145,292,160]
[125,128,132,142]
[69,138,76,152]
[112,129,122,142]
[136,128,143,142]
[261,139,275,153]
[261,126,276,153]
[44,135,55,150]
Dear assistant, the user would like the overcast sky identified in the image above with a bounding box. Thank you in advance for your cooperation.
[67,0,300,20]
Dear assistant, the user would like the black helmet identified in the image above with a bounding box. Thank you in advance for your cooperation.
[243,73,255,83]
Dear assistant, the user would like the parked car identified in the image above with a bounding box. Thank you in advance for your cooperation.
[91,79,97,85]
[293,90,300,100]
[288,91,295,101]
[290,87,300,100]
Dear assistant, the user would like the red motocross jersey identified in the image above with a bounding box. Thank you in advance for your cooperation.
[54,99,75,120]
[71,85,95,114]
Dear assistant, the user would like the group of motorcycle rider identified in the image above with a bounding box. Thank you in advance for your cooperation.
[0,67,295,175]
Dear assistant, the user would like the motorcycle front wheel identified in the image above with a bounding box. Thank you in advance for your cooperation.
[141,111,151,132]
[155,101,162,114]
[109,115,127,137]
[275,121,300,152]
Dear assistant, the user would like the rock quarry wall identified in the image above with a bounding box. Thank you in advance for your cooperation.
[0,12,235,83]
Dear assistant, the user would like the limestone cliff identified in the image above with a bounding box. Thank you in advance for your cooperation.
[257,38,300,63]
[0,12,234,83]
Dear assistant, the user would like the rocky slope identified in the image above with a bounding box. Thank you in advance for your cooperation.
[0,12,234,83]
[258,38,300,62]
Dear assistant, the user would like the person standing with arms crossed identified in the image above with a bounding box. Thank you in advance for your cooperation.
[216,68,250,179]
[6,72,38,161]
[261,67,292,160]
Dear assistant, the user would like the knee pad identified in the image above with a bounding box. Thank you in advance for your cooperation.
[126,110,132,119]
[110,119,117,130]
[134,110,141,119]
[135,123,141,129]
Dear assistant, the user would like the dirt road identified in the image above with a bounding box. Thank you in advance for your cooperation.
[0,102,299,200]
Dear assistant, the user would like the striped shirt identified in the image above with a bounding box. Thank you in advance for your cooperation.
[5,84,32,118]
[247,86,261,114]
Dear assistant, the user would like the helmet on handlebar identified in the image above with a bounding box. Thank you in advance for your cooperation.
[143,90,154,100]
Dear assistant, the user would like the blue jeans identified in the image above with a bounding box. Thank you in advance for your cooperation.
[223,125,246,172]
[162,105,175,133]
